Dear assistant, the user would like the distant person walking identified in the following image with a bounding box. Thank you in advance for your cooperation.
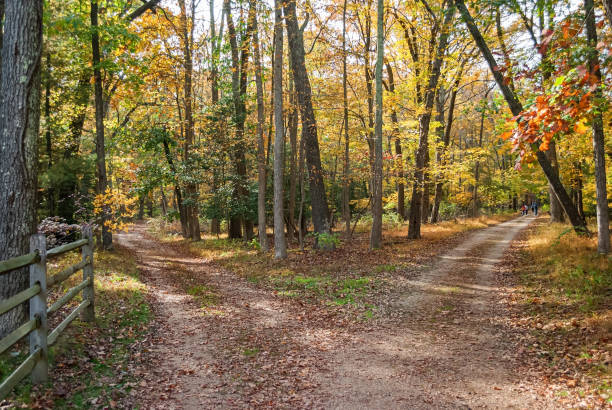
[531,200,538,216]
[521,203,527,216]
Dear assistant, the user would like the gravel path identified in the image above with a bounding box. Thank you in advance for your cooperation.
[116,216,557,409]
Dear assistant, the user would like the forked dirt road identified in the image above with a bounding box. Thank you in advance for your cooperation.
[116,216,557,409]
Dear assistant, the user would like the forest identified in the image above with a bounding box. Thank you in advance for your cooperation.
[0,0,610,408]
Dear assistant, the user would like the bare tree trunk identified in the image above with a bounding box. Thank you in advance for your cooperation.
[273,0,287,259]
[370,0,384,249]
[178,0,200,241]
[342,0,351,235]
[284,0,332,243]
[455,0,587,234]
[288,78,298,242]
[0,0,42,337]
[585,0,610,254]
[91,0,112,249]
[254,5,268,251]
[209,0,223,236]
[408,5,454,239]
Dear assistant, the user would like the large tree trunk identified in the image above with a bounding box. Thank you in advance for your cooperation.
[273,0,287,259]
[342,0,351,235]
[253,6,268,251]
[91,0,112,249]
[0,0,42,337]
[585,0,610,254]
[370,0,384,249]
[455,0,588,234]
[178,0,200,241]
[283,0,332,241]
[408,5,454,239]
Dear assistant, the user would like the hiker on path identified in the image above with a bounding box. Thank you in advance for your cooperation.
[531,200,538,216]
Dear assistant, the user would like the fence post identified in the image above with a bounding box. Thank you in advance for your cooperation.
[81,225,95,322]
[29,234,48,384]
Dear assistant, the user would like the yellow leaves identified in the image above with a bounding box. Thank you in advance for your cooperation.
[573,119,589,135]
[93,188,138,233]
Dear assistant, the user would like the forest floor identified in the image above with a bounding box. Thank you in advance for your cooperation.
[107,215,589,409]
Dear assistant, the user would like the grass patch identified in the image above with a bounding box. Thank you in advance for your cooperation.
[187,284,219,308]
[1,246,151,408]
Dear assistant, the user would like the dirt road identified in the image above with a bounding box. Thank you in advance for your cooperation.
[116,216,555,409]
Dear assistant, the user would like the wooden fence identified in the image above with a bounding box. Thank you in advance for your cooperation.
[0,226,94,399]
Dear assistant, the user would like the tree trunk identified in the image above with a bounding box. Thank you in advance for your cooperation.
[408,4,454,239]
[546,141,564,222]
[385,63,404,220]
[162,137,188,238]
[0,0,42,337]
[253,6,268,251]
[225,0,256,239]
[455,0,588,234]
[91,0,112,249]
[209,0,223,236]
[370,0,384,249]
[288,78,299,242]
[283,0,332,242]
[273,0,287,259]
[178,0,200,241]
[585,0,610,254]
[342,0,351,235]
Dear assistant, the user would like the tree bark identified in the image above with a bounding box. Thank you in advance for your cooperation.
[178,0,200,241]
[283,0,332,242]
[370,0,384,249]
[273,0,287,259]
[342,0,351,235]
[225,0,256,239]
[0,0,42,337]
[253,4,268,251]
[455,0,587,234]
[209,0,223,236]
[288,77,299,242]
[408,4,454,239]
[91,0,112,249]
[585,0,610,254]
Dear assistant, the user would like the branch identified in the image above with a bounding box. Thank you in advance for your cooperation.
[127,0,161,22]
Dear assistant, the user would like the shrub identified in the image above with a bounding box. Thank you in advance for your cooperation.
[38,217,82,249]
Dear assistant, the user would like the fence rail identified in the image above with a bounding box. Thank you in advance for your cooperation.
[0,225,94,400]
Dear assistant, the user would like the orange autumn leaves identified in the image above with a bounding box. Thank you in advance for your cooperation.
[498,19,609,169]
